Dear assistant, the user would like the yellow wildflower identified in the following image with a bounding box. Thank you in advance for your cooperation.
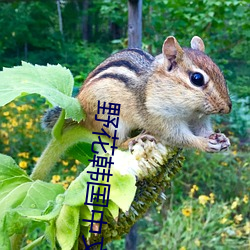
[194,238,201,247]
[243,195,248,204]
[189,184,199,198]
[66,176,75,182]
[0,130,8,138]
[26,121,33,129]
[11,119,18,127]
[232,150,237,156]
[220,217,228,224]
[179,247,186,250]
[244,221,250,234]
[231,198,240,209]
[209,193,215,204]
[51,175,61,183]
[221,162,228,167]
[62,160,69,166]
[9,102,16,108]
[32,157,39,162]
[19,161,28,169]
[18,152,30,159]
[17,105,30,112]
[182,207,192,217]
[3,138,9,145]
[63,182,69,189]
[236,229,242,237]
[234,214,243,224]
[198,195,210,206]
[3,111,9,116]
[221,232,227,238]
[4,147,10,152]
[71,165,77,172]
[75,159,81,165]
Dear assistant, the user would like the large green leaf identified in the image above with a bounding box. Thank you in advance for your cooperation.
[56,205,80,250]
[109,169,136,212]
[0,62,84,121]
[0,154,65,245]
[20,181,64,212]
[0,154,30,181]
[0,176,32,201]
[64,168,91,207]
[66,142,95,166]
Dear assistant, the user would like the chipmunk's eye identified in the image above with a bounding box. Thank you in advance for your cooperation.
[190,72,204,87]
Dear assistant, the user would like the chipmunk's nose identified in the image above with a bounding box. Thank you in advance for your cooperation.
[219,101,232,114]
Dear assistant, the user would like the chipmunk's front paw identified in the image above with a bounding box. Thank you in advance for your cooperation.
[129,134,156,152]
[206,133,230,152]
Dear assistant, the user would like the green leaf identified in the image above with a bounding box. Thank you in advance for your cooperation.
[66,142,95,166]
[0,62,85,121]
[109,169,136,212]
[0,182,32,216]
[80,205,92,227]
[0,181,64,237]
[0,154,65,241]
[20,180,64,212]
[65,150,136,212]
[0,154,30,181]
[45,220,56,249]
[3,210,31,238]
[64,168,91,207]
[26,201,63,222]
[56,205,80,250]
[0,231,10,250]
[107,200,119,219]
[0,176,31,201]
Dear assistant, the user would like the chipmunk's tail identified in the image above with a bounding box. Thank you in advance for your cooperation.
[41,106,62,130]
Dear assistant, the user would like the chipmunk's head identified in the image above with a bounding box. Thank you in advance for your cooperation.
[158,36,232,115]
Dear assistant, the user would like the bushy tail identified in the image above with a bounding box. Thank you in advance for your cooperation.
[41,106,62,130]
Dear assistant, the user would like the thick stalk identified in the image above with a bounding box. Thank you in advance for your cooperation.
[30,125,107,181]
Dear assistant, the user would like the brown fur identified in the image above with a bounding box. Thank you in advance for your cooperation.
[77,36,232,152]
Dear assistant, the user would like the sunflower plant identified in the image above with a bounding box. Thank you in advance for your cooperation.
[0,62,182,249]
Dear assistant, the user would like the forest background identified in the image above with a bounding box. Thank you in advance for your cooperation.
[0,0,249,249]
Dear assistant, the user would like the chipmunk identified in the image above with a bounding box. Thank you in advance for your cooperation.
[43,36,232,153]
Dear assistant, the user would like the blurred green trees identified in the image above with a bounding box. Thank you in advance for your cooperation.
[0,0,249,97]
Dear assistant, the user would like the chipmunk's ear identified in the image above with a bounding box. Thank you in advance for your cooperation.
[162,36,184,63]
[191,36,205,52]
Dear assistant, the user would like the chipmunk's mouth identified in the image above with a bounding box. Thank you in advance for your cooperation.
[204,100,232,115]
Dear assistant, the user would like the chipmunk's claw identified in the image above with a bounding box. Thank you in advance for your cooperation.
[207,133,230,152]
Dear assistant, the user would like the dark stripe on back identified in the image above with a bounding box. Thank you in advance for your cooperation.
[96,73,130,85]
[91,60,140,79]
[125,48,154,62]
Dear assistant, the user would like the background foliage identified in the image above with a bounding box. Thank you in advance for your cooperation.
[0,0,249,249]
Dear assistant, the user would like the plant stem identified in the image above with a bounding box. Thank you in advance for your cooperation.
[30,125,102,181]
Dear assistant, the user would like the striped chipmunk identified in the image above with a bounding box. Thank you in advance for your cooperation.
[43,36,232,153]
